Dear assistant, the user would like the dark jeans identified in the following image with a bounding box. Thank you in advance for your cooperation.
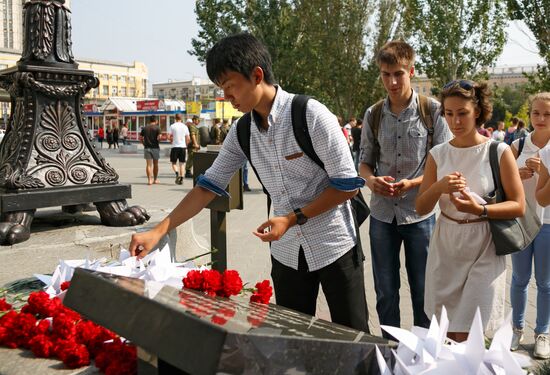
[369,215,434,335]
[271,246,369,333]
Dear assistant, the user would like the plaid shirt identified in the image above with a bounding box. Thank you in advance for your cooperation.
[360,90,452,225]
[198,87,364,271]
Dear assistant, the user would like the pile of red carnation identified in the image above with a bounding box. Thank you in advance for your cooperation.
[0,290,136,375]
[182,269,273,304]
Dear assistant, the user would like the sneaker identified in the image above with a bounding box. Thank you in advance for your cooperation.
[175,174,179,184]
[243,184,251,192]
[510,327,524,351]
[534,334,550,359]
[177,176,183,185]
[184,171,193,178]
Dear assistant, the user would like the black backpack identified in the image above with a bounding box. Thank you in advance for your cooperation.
[236,95,370,228]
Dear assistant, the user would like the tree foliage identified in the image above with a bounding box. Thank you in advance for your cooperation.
[507,0,550,92]
[403,0,508,92]
[190,0,406,118]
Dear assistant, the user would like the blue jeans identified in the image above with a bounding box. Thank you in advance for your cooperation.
[369,215,434,333]
[511,224,550,334]
[242,161,249,186]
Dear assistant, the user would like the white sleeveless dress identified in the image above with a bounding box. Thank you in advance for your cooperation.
[424,140,507,332]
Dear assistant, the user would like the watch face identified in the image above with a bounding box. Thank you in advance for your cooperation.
[297,214,307,225]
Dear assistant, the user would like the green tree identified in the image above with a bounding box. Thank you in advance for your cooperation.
[361,0,409,110]
[189,0,245,63]
[507,0,550,92]
[189,0,376,118]
[403,0,508,92]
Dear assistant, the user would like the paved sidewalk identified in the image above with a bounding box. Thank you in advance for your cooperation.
[0,144,544,369]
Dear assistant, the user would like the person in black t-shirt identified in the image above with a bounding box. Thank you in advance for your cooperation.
[350,119,362,171]
[140,117,161,185]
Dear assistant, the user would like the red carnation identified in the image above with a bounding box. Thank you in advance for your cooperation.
[13,312,38,348]
[52,313,77,339]
[0,298,12,311]
[0,310,18,348]
[220,270,243,297]
[182,270,204,290]
[250,280,273,304]
[22,291,53,318]
[60,281,71,291]
[34,319,51,335]
[29,334,54,358]
[61,342,90,368]
[202,269,223,295]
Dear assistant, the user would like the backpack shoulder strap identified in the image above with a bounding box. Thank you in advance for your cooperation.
[417,94,434,149]
[236,112,270,199]
[369,100,384,144]
[291,95,324,170]
[236,113,252,161]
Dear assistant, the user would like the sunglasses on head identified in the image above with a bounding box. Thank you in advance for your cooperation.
[443,79,475,90]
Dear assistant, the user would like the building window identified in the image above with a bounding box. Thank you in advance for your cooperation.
[120,76,126,83]
[111,75,117,81]
[129,77,135,83]
[129,88,136,97]
[102,86,109,96]
[120,87,126,96]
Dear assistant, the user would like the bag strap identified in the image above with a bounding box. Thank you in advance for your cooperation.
[236,113,271,215]
[291,95,324,170]
[489,141,505,203]
[417,94,434,151]
[367,99,384,172]
[517,137,526,158]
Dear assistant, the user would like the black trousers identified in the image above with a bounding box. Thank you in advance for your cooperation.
[271,246,370,333]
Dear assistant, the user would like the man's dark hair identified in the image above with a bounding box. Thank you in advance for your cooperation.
[206,33,275,86]
[149,116,157,123]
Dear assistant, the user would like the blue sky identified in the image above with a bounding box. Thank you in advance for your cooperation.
[70,1,544,85]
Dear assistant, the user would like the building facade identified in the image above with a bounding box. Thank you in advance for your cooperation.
[0,50,148,104]
[152,78,220,102]
[412,65,541,96]
[1,0,71,51]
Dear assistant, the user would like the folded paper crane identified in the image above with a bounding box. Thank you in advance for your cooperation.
[376,306,532,375]
[35,243,201,298]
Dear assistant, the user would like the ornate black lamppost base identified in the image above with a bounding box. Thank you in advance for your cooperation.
[0,0,150,245]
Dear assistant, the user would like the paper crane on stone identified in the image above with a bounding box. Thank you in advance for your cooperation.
[376,306,532,375]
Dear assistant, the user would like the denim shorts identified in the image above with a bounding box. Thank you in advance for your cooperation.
[144,148,160,160]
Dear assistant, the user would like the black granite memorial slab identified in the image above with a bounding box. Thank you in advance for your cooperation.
[64,268,393,375]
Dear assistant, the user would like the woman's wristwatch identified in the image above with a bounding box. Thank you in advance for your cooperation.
[478,204,488,218]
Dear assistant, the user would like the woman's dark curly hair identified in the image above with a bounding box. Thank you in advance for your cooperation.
[439,80,493,127]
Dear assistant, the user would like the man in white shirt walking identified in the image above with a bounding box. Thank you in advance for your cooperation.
[168,114,190,185]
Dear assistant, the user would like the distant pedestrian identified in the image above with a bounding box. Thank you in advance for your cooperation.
[514,120,530,141]
[492,121,506,142]
[184,116,201,178]
[351,119,362,171]
[504,117,519,145]
[140,117,161,185]
[97,126,104,148]
[120,123,129,145]
[168,114,190,185]
[113,126,119,149]
[106,126,113,149]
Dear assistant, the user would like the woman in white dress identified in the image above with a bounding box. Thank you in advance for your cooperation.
[416,80,525,342]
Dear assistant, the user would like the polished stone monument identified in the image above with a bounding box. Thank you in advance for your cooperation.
[64,268,393,375]
[0,0,149,245]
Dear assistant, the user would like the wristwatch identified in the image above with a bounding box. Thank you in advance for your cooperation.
[479,204,488,218]
[293,208,308,225]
